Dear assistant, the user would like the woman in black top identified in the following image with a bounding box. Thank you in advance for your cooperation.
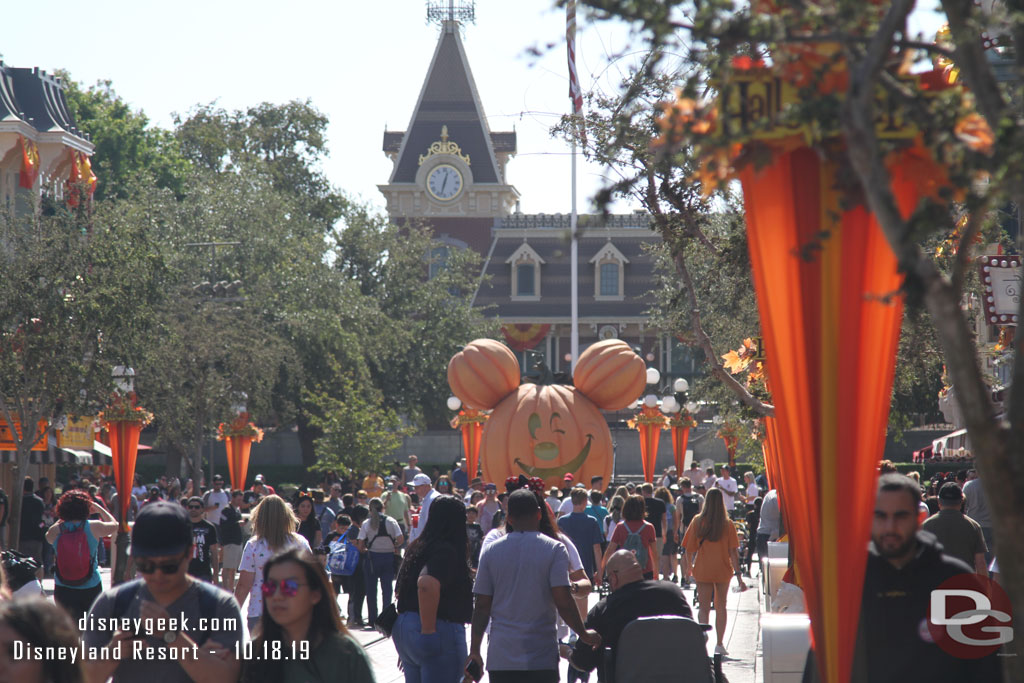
[392,495,473,682]
[295,495,323,550]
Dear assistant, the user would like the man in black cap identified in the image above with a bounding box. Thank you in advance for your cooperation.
[921,481,988,575]
[82,501,244,683]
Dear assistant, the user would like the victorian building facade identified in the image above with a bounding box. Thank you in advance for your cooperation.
[379,18,697,385]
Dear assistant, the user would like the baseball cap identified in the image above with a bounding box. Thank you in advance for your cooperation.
[212,474,224,482]
[412,473,432,487]
[938,482,963,502]
[131,502,192,558]
[484,482,497,491]
[563,473,574,482]
[254,474,265,483]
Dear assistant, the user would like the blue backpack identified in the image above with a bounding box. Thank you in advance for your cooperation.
[327,537,360,576]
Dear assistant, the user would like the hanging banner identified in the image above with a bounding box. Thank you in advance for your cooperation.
[501,323,551,351]
[58,416,96,450]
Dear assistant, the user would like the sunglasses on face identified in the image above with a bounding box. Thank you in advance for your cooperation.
[136,555,186,575]
[261,578,308,597]
[187,505,202,510]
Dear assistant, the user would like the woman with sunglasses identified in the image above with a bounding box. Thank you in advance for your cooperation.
[44,489,119,621]
[235,495,312,633]
[241,548,375,683]
[433,475,454,496]
[392,495,473,682]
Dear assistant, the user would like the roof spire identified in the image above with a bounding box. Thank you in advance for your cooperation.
[426,0,475,28]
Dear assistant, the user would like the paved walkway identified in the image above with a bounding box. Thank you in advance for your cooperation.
[349,569,764,683]
[40,564,765,682]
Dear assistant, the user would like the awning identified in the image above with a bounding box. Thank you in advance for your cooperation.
[59,449,95,466]
[92,440,112,465]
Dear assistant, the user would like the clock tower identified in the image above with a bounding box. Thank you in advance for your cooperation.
[379,2,519,253]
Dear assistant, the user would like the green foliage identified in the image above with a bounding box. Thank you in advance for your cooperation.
[174,101,345,226]
[60,75,191,200]
[0,201,163,546]
[304,373,413,476]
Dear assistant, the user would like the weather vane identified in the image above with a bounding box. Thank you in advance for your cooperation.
[426,0,475,26]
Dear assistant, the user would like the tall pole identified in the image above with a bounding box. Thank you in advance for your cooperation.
[567,0,581,370]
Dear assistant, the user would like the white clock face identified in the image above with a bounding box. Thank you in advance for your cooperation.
[427,164,463,200]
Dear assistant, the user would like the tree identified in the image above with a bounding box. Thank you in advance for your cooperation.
[0,201,162,549]
[578,0,1024,674]
[60,75,191,201]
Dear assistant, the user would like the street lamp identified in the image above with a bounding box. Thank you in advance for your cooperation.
[447,396,462,412]
[673,377,689,394]
[112,366,135,394]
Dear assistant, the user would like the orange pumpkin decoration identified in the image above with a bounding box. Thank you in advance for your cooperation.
[447,339,521,410]
[573,340,647,410]
[480,383,613,489]
[448,338,646,488]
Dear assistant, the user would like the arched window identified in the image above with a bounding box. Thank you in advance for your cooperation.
[590,242,628,300]
[507,242,545,300]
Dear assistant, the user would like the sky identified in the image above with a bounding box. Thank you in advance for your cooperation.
[1,1,946,216]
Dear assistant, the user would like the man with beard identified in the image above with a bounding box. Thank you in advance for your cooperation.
[802,474,1001,682]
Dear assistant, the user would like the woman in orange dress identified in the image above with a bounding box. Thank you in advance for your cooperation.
[681,487,747,655]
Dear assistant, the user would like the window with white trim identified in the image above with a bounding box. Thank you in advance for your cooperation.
[590,242,628,300]
[507,242,545,300]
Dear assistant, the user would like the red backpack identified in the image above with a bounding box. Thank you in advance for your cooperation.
[55,521,94,586]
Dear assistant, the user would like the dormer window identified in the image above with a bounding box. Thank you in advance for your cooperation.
[507,242,544,301]
[590,242,628,300]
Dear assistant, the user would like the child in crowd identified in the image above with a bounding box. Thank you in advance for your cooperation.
[465,506,483,569]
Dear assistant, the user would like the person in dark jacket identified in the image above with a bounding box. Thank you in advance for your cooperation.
[571,550,695,681]
[803,474,1002,683]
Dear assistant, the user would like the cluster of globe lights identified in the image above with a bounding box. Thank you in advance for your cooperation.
[639,369,698,415]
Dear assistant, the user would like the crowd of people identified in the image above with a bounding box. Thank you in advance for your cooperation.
[0,455,1006,682]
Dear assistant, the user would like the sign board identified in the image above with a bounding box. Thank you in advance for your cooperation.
[683,449,694,471]
[58,416,96,450]
[0,418,48,451]
[717,70,921,144]
[700,458,716,472]
[980,255,1021,326]
[753,336,766,360]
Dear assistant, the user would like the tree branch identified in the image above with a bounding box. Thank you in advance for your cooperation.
[672,248,774,417]
[950,205,989,297]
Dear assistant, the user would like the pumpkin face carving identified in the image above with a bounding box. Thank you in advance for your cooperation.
[480,383,612,489]
[447,339,645,488]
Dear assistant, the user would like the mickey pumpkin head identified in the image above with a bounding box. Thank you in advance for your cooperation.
[447,339,646,488]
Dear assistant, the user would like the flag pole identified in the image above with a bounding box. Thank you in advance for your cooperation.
[568,0,581,371]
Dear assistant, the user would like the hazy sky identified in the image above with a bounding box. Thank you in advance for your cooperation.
[2,1,945,216]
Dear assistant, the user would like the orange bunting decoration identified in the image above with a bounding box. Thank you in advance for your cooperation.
[630,404,667,483]
[218,413,263,492]
[19,136,39,189]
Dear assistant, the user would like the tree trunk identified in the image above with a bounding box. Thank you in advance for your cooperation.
[6,450,29,552]
[112,529,130,586]
[296,414,320,473]
[164,444,184,479]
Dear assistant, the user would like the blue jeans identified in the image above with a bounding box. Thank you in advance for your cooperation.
[392,611,467,683]
[365,551,395,623]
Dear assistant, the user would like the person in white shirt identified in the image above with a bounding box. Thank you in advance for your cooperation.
[742,471,759,502]
[703,468,717,492]
[202,474,231,526]
[408,473,436,544]
[714,465,739,511]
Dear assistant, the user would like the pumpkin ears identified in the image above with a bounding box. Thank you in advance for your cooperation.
[448,338,646,412]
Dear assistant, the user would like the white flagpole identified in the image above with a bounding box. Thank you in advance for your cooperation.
[571,140,579,370]
[568,0,580,371]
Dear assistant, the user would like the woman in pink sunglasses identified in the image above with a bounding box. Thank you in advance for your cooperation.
[242,548,375,683]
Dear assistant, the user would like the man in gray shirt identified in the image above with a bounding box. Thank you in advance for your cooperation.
[82,502,243,683]
[961,472,993,563]
[468,489,600,682]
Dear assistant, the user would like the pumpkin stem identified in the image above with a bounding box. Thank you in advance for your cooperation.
[522,350,570,386]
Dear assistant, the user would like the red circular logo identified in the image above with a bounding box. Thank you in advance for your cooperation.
[927,573,1013,658]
